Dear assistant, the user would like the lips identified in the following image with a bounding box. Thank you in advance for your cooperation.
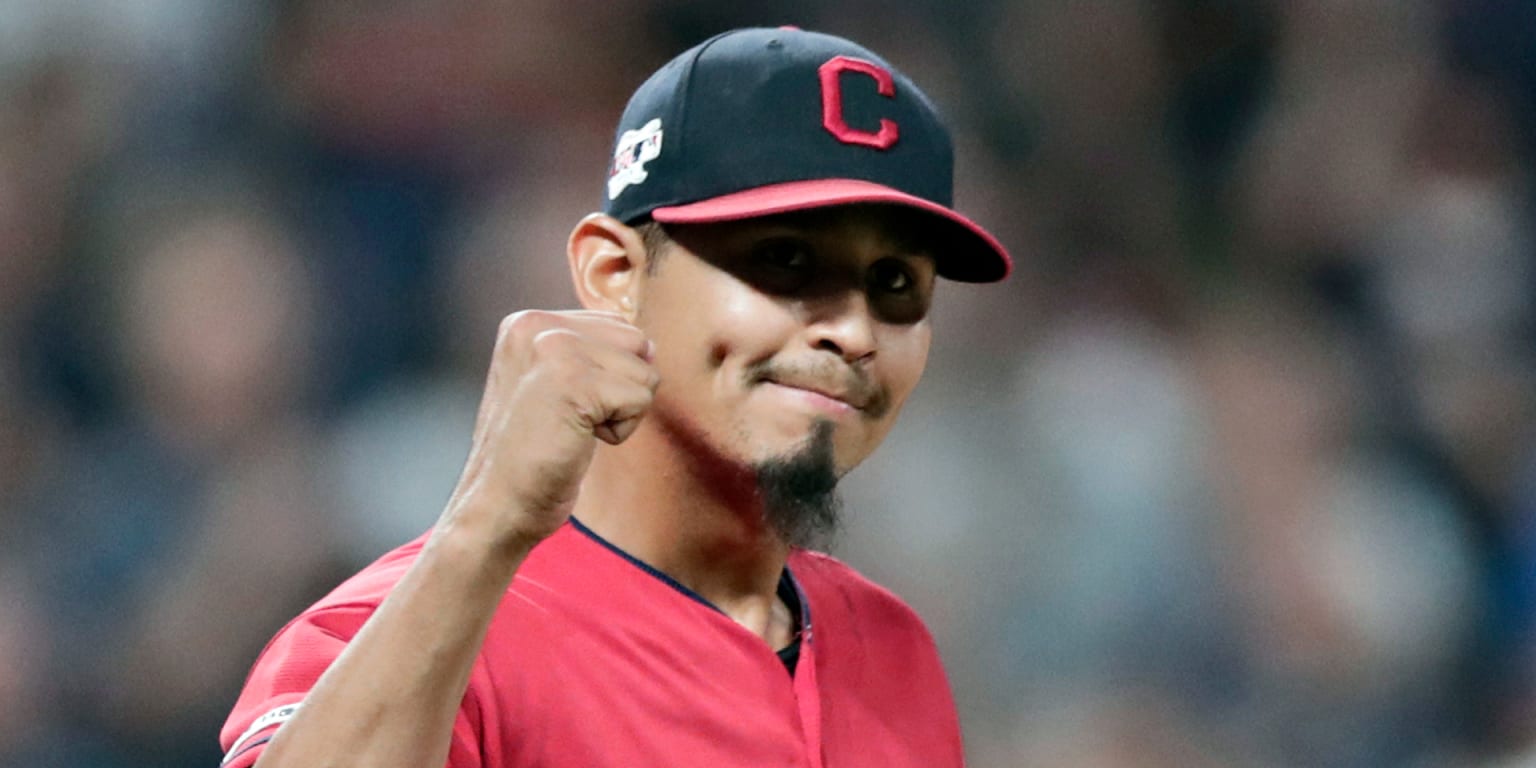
[759,367,881,411]
[746,359,889,417]
[768,379,866,410]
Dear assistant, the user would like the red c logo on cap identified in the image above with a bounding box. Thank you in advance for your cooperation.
[819,56,899,150]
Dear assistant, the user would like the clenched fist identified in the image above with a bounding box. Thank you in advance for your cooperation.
[439,309,658,553]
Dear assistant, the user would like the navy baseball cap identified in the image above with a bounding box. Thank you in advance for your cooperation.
[603,27,1011,283]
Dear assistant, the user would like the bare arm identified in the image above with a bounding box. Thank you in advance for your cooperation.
[248,310,657,768]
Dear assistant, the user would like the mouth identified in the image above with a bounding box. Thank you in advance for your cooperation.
[757,368,879,412]
[746,359,888,418]
[766,380,866,413]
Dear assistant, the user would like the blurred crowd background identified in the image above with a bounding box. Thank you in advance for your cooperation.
[2,1,1535,766]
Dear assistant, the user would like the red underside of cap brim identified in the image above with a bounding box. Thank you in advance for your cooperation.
[649,179,1011,282]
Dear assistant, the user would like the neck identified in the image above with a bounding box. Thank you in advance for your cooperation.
[571,419,793,645]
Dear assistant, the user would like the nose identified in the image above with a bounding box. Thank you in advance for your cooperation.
[805,290,877,363]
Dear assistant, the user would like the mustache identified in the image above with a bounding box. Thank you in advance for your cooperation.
[744,358,892,418]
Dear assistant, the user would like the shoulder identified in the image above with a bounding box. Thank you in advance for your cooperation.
[219,535,438,764]
[301,534,430,615]
[242,535,430,675]
[790,549,962,754]
[789,549,911,610]
[788,549,936,645]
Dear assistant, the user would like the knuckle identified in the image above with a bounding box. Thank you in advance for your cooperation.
[500,309,552,340]
[529,327,580,357]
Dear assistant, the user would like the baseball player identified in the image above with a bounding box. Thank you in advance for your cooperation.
[220,27,1010,767]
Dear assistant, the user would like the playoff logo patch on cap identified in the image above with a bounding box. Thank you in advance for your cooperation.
[608,118,665,201]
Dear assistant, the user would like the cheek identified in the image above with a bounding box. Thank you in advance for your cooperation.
[880,323,932,407]
[832,323,931,466]
[701,287,797,371]
[644,277,793,396]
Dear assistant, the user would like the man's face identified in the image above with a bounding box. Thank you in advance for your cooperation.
[633,204,936,479]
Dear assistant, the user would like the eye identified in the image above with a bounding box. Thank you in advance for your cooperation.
[867,257,931,324]
[747,237,815,293]
[867,259,915,295]
[754,237,812,272]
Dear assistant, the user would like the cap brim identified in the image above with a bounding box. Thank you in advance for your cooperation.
[649,179,1011,283]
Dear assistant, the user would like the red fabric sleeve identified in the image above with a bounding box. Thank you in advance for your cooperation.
[218,602,483,768]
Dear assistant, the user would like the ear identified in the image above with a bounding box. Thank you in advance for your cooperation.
[566,213,648,315]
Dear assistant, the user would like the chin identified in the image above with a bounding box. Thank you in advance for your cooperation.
[752,420,871,475]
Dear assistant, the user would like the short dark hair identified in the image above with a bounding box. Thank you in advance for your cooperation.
[634,219,672,275]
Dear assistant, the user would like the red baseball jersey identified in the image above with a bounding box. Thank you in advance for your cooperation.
[220,518,964,767]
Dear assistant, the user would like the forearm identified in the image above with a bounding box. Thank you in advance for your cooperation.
[254,511,532,768]
[244,309,651,767]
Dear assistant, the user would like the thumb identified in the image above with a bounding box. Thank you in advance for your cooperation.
[593,414,645,445]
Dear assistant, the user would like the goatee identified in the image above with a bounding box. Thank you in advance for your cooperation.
[754,420,841,550]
